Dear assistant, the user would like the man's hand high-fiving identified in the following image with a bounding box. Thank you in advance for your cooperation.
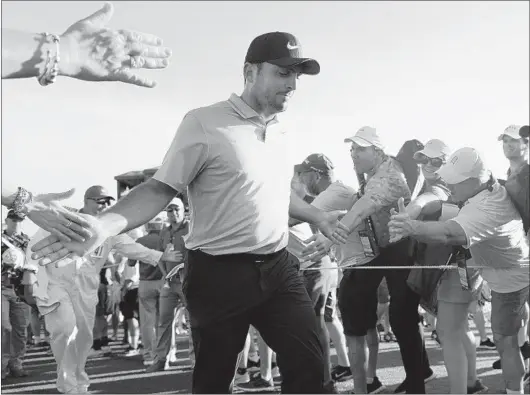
[388,197,413,243]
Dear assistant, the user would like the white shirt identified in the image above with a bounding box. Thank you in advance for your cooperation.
[451,183,529,293]
[27,229,162,313]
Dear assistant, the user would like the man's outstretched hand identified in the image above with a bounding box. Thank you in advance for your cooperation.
[31,213,110,266]
[26,188,92,242]
[315,210,346,240]
[388,197,413,243]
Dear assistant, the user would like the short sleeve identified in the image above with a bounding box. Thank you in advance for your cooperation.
[450,204,489,249]
[312,183,357,212]
[363,169,410,209]
[152,112,209,193]
[429,185,451,202]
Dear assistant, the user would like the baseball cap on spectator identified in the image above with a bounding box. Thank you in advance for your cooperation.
[84,185,115,201]
[166,197,184,210]
[498,125,524,141]
[294,153,334,174]
[146,212,167,232]
[436,147,489,184]
[344,126,385,150]
[6,210,25,221]
[519,125,529,139]
[413,139,451,160]
[245,32,320,75]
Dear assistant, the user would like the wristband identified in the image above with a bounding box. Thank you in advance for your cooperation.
[37,33,60,86]
[9,187,33,218]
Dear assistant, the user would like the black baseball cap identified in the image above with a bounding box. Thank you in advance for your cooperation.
[245,32,320,75]
[519,125,529,138]
[294,153,334,174]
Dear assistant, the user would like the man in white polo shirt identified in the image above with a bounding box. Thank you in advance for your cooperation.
[389,147,530,395]
[31,32,342,394]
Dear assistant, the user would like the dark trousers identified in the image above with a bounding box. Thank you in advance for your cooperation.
[184,248,325,394]
[339,239,429,393]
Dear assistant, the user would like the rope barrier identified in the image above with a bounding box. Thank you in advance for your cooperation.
[300,263,530,271]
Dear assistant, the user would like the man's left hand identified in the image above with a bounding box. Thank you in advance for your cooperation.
[301,233,333,263]
[315,210,346,240]
[388,197,413,243]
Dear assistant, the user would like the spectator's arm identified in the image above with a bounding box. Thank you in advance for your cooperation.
[409,219,468,245]
[112,234,163,267]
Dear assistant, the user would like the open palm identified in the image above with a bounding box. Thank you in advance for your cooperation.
[31,213,110,266]
[60,2,172,88]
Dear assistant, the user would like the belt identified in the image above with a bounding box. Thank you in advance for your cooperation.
[196,248,286,262]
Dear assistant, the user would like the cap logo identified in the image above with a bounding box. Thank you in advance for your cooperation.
[450,156,459,165]
[286,42,300,50]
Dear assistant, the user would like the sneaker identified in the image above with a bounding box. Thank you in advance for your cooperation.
[145,360,166,372]
[431,330,441,346]
[271,364,281,378]
[424,368,437,383]
[394,369,436,394]
[167,347,178,363]
[234,368,250,385]
[492,358,501,370]
[236,375,275,392]
[8,366,29,378]
[331,365,352,382]
[367,377,386,394]
[323,380,338,393]
[143,359,154,366]
[467,379,488,394]
[247,358,260,372]
[478,338,496,350]
[100,345,112,356]
[88,348,104,358]
[124,348,140,357]
[523,371,529,386]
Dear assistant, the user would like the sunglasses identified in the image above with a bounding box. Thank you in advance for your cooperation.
[88,198,112,206]
[415,154,445,168]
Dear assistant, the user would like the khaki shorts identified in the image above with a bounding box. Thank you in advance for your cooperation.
[491,285,529,336]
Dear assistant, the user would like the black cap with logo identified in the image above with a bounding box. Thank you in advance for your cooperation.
[245,32,320,75]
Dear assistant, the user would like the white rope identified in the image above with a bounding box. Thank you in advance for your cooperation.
[300,263,530,271]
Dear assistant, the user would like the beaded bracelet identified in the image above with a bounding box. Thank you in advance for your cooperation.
[9,187,33,218]
[37,33,60,86]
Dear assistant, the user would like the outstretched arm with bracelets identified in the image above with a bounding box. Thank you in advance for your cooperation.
[2,2,172,88]
[2,185,92,243]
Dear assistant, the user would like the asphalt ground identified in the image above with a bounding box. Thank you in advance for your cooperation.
[1,312,528,394]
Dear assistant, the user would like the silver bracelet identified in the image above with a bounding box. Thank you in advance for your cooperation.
[37,33,60,86]
[9,187,33,218]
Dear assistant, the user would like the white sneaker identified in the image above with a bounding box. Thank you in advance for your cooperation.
[88,349,103,358]
[272,366,281,378]
[234,371,250,384]
[124,348,140,357]
[168,347,178,363]
[143,359,154,366]
[76,386,90,393]
[101,345,112,356]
